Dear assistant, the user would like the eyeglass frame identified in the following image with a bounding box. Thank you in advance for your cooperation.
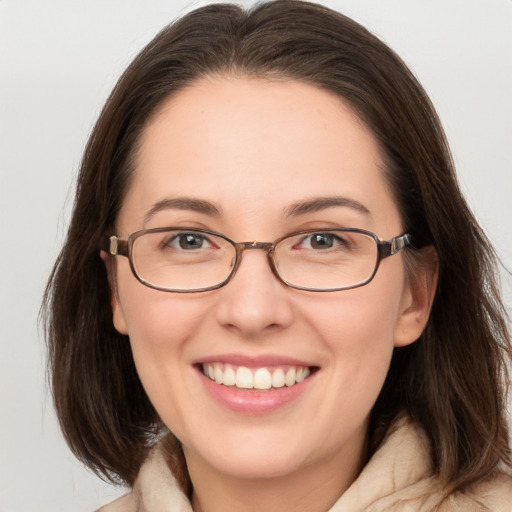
[102,227,412,293]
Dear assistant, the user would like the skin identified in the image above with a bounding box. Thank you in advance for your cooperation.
[110,76,436,512]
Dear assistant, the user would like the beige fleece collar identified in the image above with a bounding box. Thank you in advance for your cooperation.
[99,416,512,512]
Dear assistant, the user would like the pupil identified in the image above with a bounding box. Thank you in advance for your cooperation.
[312,233,333,249]
[180,234,202,249]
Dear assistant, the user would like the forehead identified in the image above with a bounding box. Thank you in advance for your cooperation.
[141,76,375,172]
[120,76,401,236]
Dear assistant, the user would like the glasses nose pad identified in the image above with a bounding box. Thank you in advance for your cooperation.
[225,243,278,285]
[226,246,244,279]
[265,247,281,281]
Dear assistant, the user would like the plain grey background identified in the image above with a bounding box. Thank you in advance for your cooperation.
[1,1,511,511]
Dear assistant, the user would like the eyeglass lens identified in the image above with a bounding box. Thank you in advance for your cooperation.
[130,229,381,292]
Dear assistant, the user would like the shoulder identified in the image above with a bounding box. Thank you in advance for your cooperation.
[336,416,512,512]
[96,492,137,512]
[95,438,192,512]
[466,470,512,512]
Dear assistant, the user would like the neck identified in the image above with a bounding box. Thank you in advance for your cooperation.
[185,434,367,512]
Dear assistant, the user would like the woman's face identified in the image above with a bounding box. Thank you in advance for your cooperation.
[112,77,424,485]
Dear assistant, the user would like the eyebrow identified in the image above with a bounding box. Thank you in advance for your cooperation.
[143,195,370,224]
[284,196,371,217]
[144,197,221,224]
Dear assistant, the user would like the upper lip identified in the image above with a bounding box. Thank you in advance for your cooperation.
[195,353,317,368]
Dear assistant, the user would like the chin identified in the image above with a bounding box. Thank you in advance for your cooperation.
[210,451,307,480]
[183,431,311,480]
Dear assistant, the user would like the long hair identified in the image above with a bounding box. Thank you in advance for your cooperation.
[43,0,511,493]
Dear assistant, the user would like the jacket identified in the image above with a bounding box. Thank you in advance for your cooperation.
[98,417,512,511]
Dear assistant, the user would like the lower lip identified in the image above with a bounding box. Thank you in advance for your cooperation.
[198,369,315,415]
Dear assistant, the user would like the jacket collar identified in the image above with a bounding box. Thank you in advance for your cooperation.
[122,416,511,511]
[128,416,432,511]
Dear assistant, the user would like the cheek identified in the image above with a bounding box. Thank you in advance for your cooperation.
[303,272,404,391]
[120,295,211,370]
[114,274,211,394]
[114,257,209,344]
[305,278,402,350]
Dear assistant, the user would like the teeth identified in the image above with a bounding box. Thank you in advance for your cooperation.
[214,365,223,384]
[254,368,272,390]
[223,365,236,386]
[202,363,312,390]
[236,366,253,389]
[285,368,296,387]
[271,368,285,388]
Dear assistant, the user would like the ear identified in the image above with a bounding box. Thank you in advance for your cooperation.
[100,250,129,335]
[394,247,438,347]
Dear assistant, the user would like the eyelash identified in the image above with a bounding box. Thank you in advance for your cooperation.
[163,232,214,250]
[296,232,350,250]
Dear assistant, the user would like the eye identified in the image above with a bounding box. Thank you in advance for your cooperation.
[301,232,347,250]
[165,232,212,250]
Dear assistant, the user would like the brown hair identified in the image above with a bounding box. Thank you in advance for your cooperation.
[43,0,511,495]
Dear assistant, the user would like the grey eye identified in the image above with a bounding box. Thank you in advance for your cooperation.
[167,233,209,250]
[309,233,335,249]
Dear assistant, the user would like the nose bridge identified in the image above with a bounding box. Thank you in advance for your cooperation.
[216,239,292,337]
[237,241,274,252]
[229,240,278,283]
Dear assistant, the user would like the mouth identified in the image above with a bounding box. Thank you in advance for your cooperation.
[194,354,319,414]
[200,362,317,391]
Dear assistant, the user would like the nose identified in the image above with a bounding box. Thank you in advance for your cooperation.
[215,249,294,339]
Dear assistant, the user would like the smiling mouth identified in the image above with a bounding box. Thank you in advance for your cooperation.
[201,363,316,390]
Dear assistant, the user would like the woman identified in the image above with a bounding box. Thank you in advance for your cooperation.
[43,0,512,510]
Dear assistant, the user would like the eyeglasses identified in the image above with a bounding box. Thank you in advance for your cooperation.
[103,227,411,293]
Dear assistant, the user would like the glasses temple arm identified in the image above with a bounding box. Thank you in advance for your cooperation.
[378,233,412,259]
[101,235,129,257]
